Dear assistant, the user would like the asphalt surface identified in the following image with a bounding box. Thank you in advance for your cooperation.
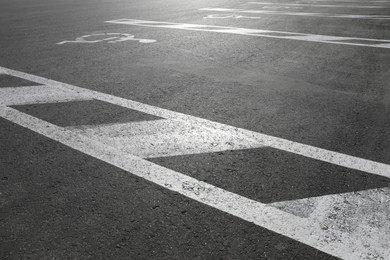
[1,0,390,259]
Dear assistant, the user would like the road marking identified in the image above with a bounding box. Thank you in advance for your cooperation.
[1,66,390,259]
[69,120,264,158]
[1,66,390,178]
[203,14,262,19]
[200,7,390,19]
[271,187,390,260]
[261,5,301,9]
[247,2,387,8]
[57,33,156,45]
[305,0,389,2]
[106,18,390,49]
[0,86,91,105]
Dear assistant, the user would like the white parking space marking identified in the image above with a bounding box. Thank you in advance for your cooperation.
[204,14,262,20]
[0,85,92,105]
[247,2,387,8]
[298,0,389,2]
[0,107,366,260]
[1,66,390,178]
[271,187,390,259]
[69,120,263,158]
[200,7,390,19]
[1,66,390,259]
[377,43,390,48]
[106,19,390,49]
[261,6,301,9]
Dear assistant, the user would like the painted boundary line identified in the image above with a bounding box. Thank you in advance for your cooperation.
[1,66,390,178]
[0,107,352,259]
[312,0,389,2]
[105,19,390,49]
[1,66,390,259]
[247,2,387,8]
[307,0,389,2]
[200,7,390,19]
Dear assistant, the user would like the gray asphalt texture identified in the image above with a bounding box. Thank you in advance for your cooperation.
[1,0,390,259]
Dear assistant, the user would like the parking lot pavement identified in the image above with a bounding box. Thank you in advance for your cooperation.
[1,0,390,259]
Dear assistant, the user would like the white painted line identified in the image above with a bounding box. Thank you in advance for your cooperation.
[0,85,92,105]
[204,14,262,20]
[105,18,390,49]
[247,2,387,8]
[271,187,390,259]
[262,5,301,9]
[1,67,390,259]
[69,119,193,136]
[0,67,11,75]
[0,105,360,259]
[69,120,264,158]
[306,0,389,2]
[1,66,390,179]
[376,43,390,48]
[199,7,390,19]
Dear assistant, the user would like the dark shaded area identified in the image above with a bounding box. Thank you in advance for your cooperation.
[11,100,163,127]
[0,118,337,259]
[0,74,42,88]
[149,147,390,203]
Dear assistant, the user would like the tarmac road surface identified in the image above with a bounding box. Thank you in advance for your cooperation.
[1,0,390,259]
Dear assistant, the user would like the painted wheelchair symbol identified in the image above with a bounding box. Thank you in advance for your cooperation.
[57,33,156,45]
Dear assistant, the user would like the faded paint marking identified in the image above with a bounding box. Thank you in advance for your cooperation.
[271,187,390,260]
[57,33,156,45]
[247,2,387,8]
[204,14,262,19]
[199,7,390,19]
[1,66,390,259]
[106,18,390,49]
[1,66,390,178]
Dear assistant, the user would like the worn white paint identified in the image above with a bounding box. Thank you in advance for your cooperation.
[199,7,390,19]
[247,2,387,8]
[0,86,91,105]
[57,33,156,45]
[306,0,389,2]
[106,19,390,49]
[262,6,301,9]
[0,105,357,259]
[1,66,390,178]
[1,66,390,259]
[204,14,262,19]
[271,188,390,259]
[69,120,264,158]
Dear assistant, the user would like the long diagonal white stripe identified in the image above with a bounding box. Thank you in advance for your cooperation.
[199,7,390,19]
[1,66,390,259]
[247,2,387,8]
[105,19,390,49]
[1,66,390,178]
